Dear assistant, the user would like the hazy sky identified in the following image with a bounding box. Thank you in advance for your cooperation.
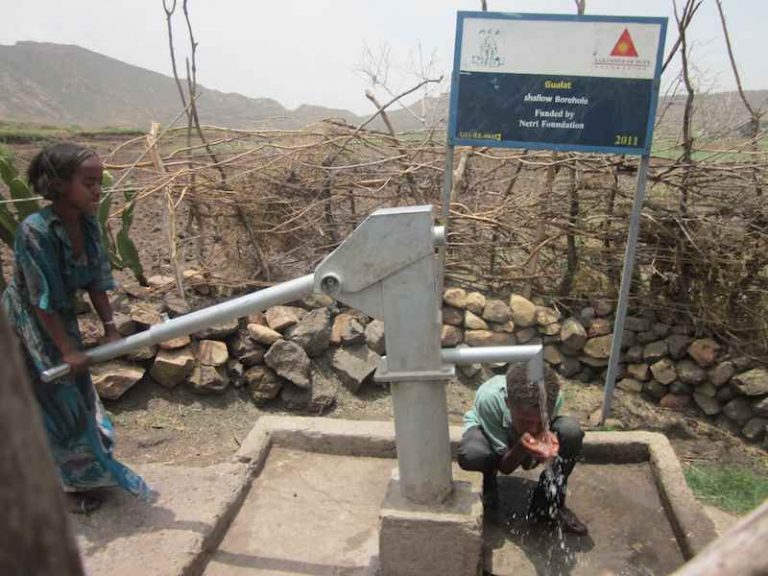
[1,0,765,115]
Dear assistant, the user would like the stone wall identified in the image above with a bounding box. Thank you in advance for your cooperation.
[81,282,767,447]
[440,288,768,445]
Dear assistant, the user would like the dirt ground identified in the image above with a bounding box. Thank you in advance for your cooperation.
[107,370,768,479]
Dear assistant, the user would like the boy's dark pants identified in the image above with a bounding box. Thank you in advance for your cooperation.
[457,416,584,518]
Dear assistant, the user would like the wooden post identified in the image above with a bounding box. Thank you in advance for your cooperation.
[0,311,84,575]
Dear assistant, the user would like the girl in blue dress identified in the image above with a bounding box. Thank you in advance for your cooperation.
[2,143,148,513]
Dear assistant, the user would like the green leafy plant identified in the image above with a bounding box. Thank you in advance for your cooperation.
[98,172,146,284]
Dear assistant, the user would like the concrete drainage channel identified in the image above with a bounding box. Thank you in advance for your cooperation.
[75,416,718,576]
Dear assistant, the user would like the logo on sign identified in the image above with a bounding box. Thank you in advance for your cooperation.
[472,28,504,68]
[610,29,639,57]
[593,27,651,72]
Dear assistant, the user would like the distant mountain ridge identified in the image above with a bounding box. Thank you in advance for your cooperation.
[1,41,766,137]
[0,41,361,129]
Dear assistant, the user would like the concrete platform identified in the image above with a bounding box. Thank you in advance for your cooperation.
[73,462,250,576]
[484,463,685,576]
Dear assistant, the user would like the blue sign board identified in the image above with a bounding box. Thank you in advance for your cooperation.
[448,12,667,155]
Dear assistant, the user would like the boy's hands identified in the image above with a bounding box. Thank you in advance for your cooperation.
[520,431,560,461]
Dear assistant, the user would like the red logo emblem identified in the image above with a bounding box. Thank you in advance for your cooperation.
[610,28,639,57]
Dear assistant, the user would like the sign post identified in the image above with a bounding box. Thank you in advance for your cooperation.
[446,12,667,423]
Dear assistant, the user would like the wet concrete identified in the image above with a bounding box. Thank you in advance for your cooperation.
[484,463,685,576]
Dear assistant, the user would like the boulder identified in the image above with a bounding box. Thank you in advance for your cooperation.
[491,320,516,333]
[130,302,164,328]
[539,322,561,336]
[617,378,643,393]
[464,311,488,331]
[150,348,196,388]
[265,305,306,332]
[620,330,637,350]
[624,346,644,364]
[742,417,768,442]
[197,340,229,367]
[624,316,651,332]
[543,345,563,365]
[194,318,239,340]
[442,307,465,327]
[660,394,691,411]
[441,325,464,347]
[708,361,735,387]
[583,334,613,359]
[465,292,486,315]
[643,380,667,401]
[330,313,365,346]
[591,297,613,317]
[264,340,311,388]
[637,331,658,345]
[331,345,380,393]
[723,397,754,426]
[693,393,721,416]
[91,362,144,400]
[732,356,753,372]
[696,382,718,399]
[464,330,515,347]
[443,288,468,309]
[364,319,386,355]
[126,345,158,363]
[508,295,537,327]
[687,338,721,367]
[671,324,693,336]
[308,358,341,413]
[516,327,537,344]
[580,356,610,368]
[716,385,738,404]
[643,341,668,363]
[579,307,596,325]
[245,365,283,403]
[288,308,332,357]
[732,368,768,396]
[558,357,581,378]
[560,318,587,352]
[666,335,693,360]
[626,363,650,382]
[247,323,282,346]
[281,383,311,411]
[536,307,560,327]
[113,312,136,337]
[188,364,229,394]
[246,312,267,326]
[159,334,192,351]
[653,323,671,338]
[650,359,677,386]
[483,299,511,324]
[587,318,612,338]
[676,359,707,386]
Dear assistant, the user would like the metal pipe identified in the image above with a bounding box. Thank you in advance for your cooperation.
[601,154,651,424]
[432,226,446,247]
[441,344,543,365]
[41,273,316,383]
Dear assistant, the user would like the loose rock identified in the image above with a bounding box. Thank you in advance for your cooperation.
[751,396,768,417]
[543,345,563,365]
[625,346,644,364]
[464,330,514,347]
[197,340,229,367]
[265,306,306,332]
[508,295,537,327]
[693,393,721,416]
[644,380,667,401]
[247,323,282,346]
[583,334,613,359]
[364,319,386,355]
[708,361,735,387]
[288,308,332,356]
[650,359,677,385]
[441,325,464,347]
[516,327,538,344]
[653,323,671,338]
[443,288,468,309]
[626,363,650,382]
[465,292,486,315]
[228,329,266,366]
[130,302,163,328]
[442,307,465,327]
[560,318,587,353]
[308,358,341,413]
[643,341,668,363]
[617,378,643,393]
[194,318,239,340]
[330,313,365,346]
[676,359,707,386]
[637,331,658,345]
[742,418,768,442]
[539,322,561,336]
[660,394,691,411]
[666,335,693,360]
[281,383,311,411]
[591,297,613,317]
[558,357,581,378]
[624,316,651,332]
[723,397,753,426]
[464,311,489,330]
[163,293,190,317]
[696,382,718,399]
[245,365,283,403]
[687,338,721,368]
[159,335,192,351]
[113,312,136,337]
[331,345,380,393]
[126,345,158,363]
[670,381,694,395]
[536,307,559,327]
[188,364,229,394]
[150,348,196,388]
[483,299,511,324]
[621,330,637,350]
[587,318,612,338]
[91,362,145,400]
[731,368,768,396]
[716,385,738,404]
[227,359,245,386]
[264,340,311,388]
[302,294,335,309]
